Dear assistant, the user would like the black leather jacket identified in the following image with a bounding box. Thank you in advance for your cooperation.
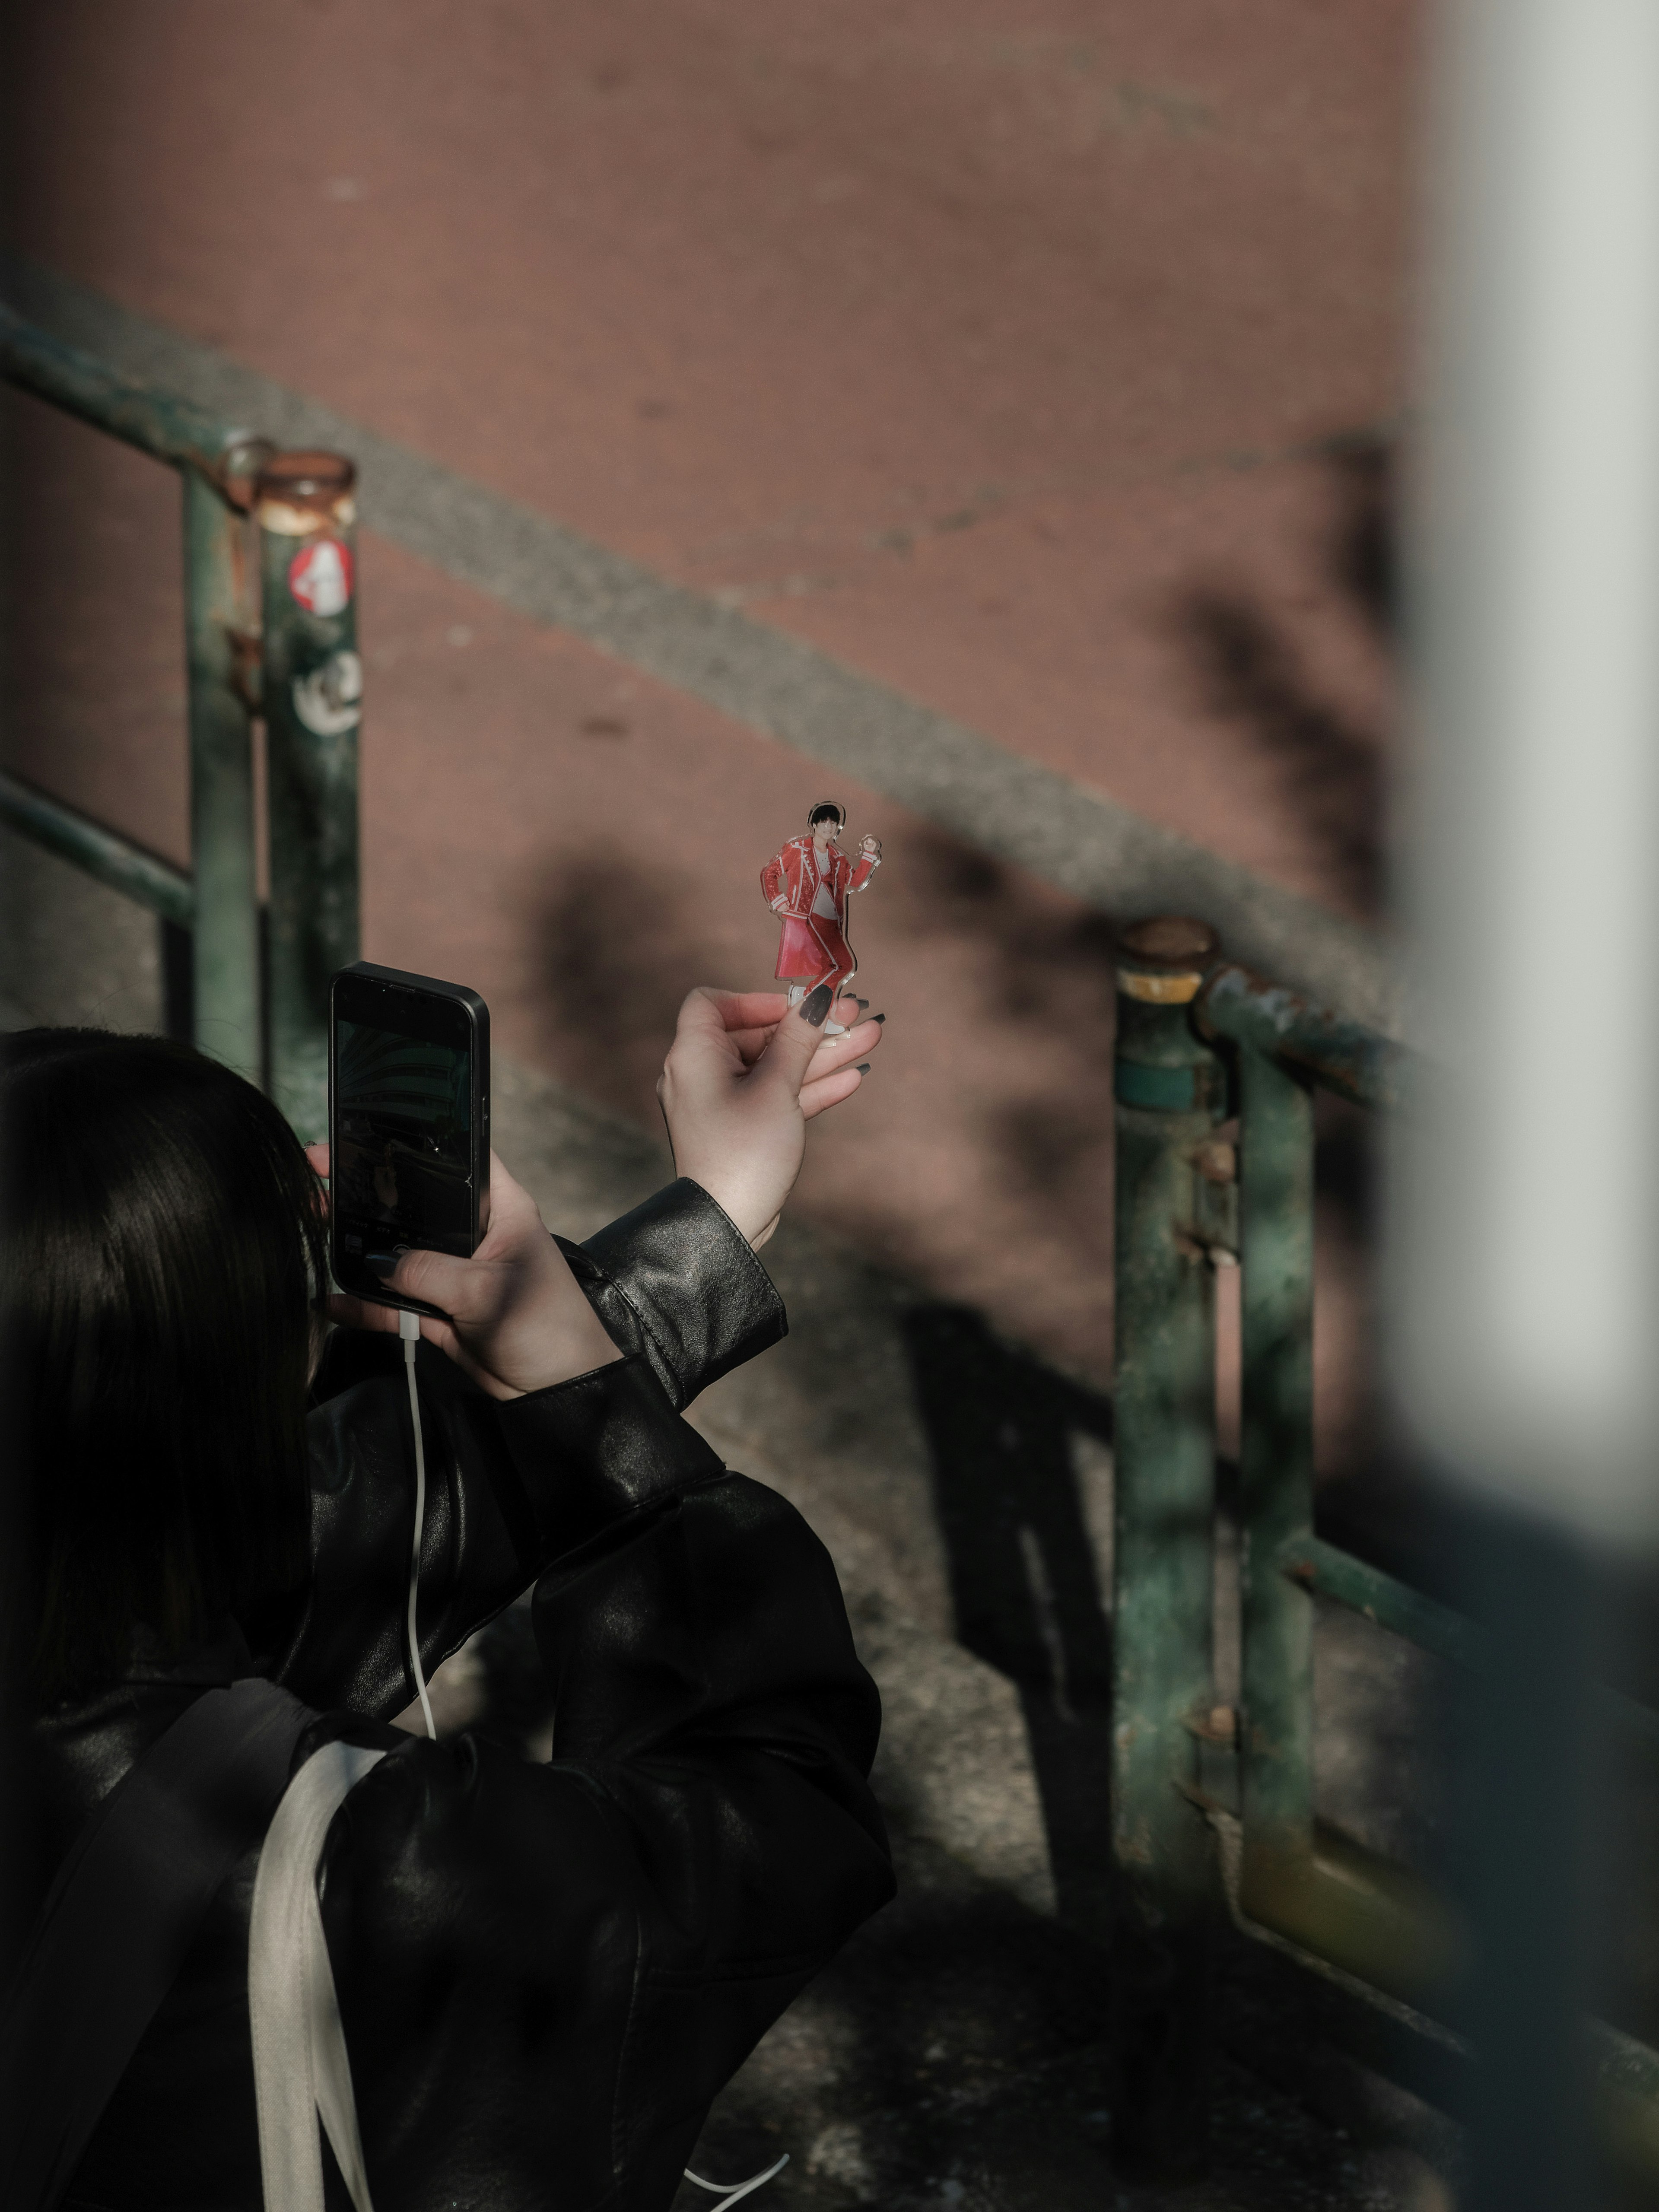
[24,1180,894,2211]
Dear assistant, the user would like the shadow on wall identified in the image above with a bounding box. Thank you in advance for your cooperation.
[904,1306,1116,1939]
[528,849,726,1125]
[1172,436,1399,918]
[878,830,1127,1267]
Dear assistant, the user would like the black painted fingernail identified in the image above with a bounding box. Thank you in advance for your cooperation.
[800,982,832,1027]
[856,1062,871,1074]
[366,1252,397,1279]
[872,1012,886,1024]
[856,997,869,1011]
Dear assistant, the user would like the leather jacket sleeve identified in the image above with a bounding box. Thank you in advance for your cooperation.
[575,1177,786,1410]
[280,1179,786,1719]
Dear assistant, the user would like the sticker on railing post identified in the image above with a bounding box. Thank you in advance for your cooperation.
[287,537,354,617]
[292,649,362,737]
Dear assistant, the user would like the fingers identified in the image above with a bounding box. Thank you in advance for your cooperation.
[726,998,872,1064]
[304,1142,333,1224]
[676,986,791,1039]
[801,1016,883,1079]
[798,1015,880,1119]
[663,989,767,1098]
[752,987,876,1101]
[674,991,873,1068]
[327,1289,419,1336]
[479,1150,542,1240]
[723,1022,780,1063]
[751,984,839,1102]
[326,1290,392,1332]
[362,1241,469,1319]
[325,1290,461,1361]
[800,1063,868,1120]
[715,988,791,1030]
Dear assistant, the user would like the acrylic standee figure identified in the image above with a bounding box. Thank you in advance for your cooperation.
[761,801,882,1038]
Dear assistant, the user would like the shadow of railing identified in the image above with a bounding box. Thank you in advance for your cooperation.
[901,1305,1117,1937]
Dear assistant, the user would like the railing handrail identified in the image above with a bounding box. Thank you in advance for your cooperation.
[1111,915,1659,2182]
[0,303,270,500]
[1196,959,1413,1112]
[0,766,192,928]
[2,308,360,1133]
[1285,1532,1659,1762]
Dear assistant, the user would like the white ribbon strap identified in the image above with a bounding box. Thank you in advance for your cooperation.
[249,1740,387,2212]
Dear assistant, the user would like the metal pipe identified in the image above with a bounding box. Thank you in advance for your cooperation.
[1198,963,1411,1112]
[0,768,192,928]
[1278,1534,1478,1673]
[1109,915,1226,2177]
[0,305,270,504]
[181,469,261,1082]
[256,452,362,1141]
[1282,1535,1659,1767]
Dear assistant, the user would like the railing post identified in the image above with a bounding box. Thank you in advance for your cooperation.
[1233,1041,1317,1899]
[255,452,361,1140]
[182,461,262,1083]
[1110,914,1227,2175]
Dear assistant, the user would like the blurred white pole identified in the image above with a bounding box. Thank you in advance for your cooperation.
[1399,6,1659,2200]
[1400,0,1659,1542]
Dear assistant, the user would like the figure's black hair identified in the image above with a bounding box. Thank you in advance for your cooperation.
[807,801,845,827]
[0,1030,325,1702]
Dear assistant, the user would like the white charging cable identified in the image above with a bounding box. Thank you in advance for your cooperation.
[397,1309,438,1742]
[683,2153,789,2212]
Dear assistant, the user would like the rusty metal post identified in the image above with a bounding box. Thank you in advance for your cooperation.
[256,453,361,1139]
[1110,915,1227,2176]
[182,460,263,1081]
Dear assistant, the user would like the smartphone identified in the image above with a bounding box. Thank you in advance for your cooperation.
[328,961,491,1319]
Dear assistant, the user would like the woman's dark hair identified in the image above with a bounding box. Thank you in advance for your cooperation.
[807,801,845,827]
[1,1030,326,1702]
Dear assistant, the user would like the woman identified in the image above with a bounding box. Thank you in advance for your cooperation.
[2,982,892,2211]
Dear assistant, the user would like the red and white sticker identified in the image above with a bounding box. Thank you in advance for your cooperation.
[287,537,354,617]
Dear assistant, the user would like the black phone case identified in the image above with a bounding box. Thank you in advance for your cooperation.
[327,961,491,1322]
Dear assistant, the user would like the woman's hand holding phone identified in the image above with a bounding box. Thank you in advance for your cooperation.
[310,1145,622,1399]
[655,985,883,1251]
[310,982,879,1386]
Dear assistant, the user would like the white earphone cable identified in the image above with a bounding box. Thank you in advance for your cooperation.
[398,1309,437,1742]
[683,2152,790,2212]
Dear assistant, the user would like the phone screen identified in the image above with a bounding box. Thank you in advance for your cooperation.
[333,1005,478,1261]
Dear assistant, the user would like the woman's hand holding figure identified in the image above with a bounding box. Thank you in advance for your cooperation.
[308,1144,621,1398]
[655,986,882,1251]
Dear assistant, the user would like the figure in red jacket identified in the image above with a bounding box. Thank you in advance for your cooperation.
[761,802,882,1035]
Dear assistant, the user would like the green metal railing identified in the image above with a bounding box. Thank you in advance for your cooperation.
[1110,915,1659,2177]
[0,306,359,1137]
